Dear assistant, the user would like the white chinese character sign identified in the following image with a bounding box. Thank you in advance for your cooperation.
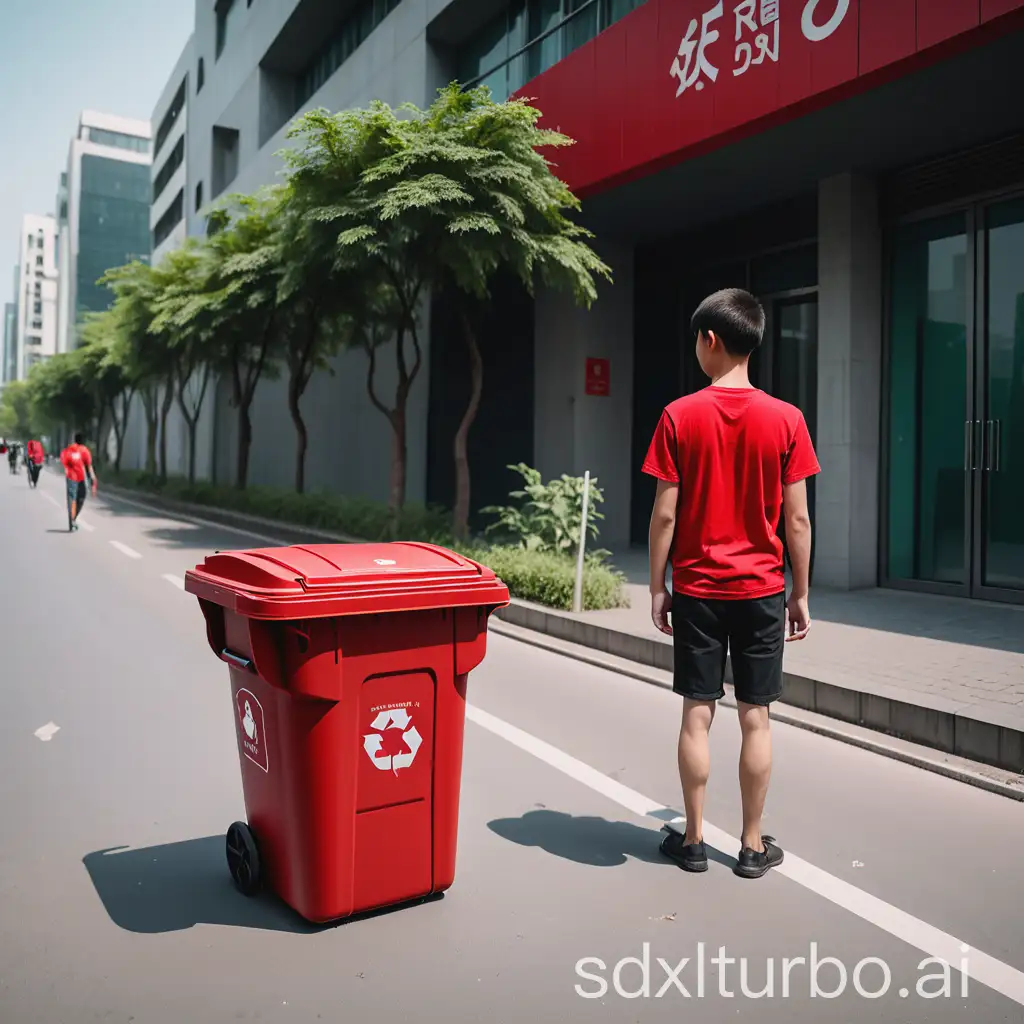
[669,0,851,95]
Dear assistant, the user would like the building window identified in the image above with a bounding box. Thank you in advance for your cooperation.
[295,0,401,109]
[216,0,236,60]
[153,136,186,203]
[33,302,42,315]
[35,255,43,266]
[88,127,150,153]
[457,0,646,101]
[198,57,205,93]
[153,189,185,249]
[26,335,41,346]
[211,126,240,198]
[155,79,187,157]
[31,320,42,331]
[195,181,204,212]
[27,235,33,249]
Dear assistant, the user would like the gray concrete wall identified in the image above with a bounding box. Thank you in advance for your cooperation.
[183,0,455,503]
[815,173,883,589]
[533,241,635,546]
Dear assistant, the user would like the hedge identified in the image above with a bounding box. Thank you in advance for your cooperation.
[106,470,629,612]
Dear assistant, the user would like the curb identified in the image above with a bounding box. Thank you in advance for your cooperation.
[100,481,1024,784]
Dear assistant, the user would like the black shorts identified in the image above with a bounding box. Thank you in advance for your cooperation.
[671,591,785,706]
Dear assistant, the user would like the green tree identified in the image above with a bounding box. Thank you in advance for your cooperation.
[150,240,215,485]
[203,195,284,489]
[285,103,435,513]
[272,192,365,493]
[286,85,611,533]
[26,352,96,447]
[79,313,135,471]
[0,380,34,438]
[100,260,176,476]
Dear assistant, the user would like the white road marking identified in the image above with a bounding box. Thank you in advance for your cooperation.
[43,493,60,508]
[76,517,95,532]
[109,541,142,560]
[34,722,60,742]
[161,573,185,590]
[465,703,1024,1007]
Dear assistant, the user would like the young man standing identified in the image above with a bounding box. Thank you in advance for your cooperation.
[643,288,819,880]
[61,433,98,531]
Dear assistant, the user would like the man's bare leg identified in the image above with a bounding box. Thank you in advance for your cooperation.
[737,701,772,852]
[679,698,715,844]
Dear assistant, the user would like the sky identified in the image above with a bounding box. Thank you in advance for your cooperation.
[0,0,195,309]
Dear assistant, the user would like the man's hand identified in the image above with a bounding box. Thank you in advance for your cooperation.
[786,593,811,641]
[651,589,673,636]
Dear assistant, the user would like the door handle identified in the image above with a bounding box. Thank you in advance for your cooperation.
[985,420,994,472]
[965,421,980,471]
[993,419,1002,473]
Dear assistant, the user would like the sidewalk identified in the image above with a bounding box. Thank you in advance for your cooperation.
[495,546,1024,775]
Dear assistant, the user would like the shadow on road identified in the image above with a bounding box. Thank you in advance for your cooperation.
[487,809,733,869]
[83,837,315,934]
[83,837,446,935]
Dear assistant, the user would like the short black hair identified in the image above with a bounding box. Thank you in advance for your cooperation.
[691,288,765,357]
[74,432,84,445]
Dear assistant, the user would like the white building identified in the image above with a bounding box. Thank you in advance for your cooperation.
[14,214,59,380]
[56,111,152,355]
[2,299,16,384]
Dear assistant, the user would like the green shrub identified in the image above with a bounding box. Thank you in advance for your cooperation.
[481,463,609,561]
[462,544,628,612]
[107,470,630,611]
[106,470,453,543]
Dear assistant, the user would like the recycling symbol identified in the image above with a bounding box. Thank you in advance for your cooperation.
[363,708,422,775]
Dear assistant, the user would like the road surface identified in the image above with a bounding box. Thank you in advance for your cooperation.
[1,466,1022,1023]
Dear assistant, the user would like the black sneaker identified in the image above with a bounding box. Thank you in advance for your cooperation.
[660,828,708,872]
[733,836,784,879]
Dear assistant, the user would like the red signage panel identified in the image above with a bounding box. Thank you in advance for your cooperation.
[585,358,611,397]
[517,0,1022,198]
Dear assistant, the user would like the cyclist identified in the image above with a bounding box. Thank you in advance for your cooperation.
[60,433,97,531]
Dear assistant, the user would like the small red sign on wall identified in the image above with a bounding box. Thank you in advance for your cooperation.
[585,357,610,397]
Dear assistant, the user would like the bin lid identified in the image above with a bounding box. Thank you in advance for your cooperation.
[184,542,510,619]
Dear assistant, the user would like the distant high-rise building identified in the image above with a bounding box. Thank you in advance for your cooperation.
[2,299,16,385]
[13,213,59,380]
[56,111,152,354]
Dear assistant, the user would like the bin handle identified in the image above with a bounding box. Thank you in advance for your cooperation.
[220,648,254,672]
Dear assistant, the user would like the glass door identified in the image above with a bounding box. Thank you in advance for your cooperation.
[884,200,1024,602]
[974,199,1024,597]
[885,214,971,591]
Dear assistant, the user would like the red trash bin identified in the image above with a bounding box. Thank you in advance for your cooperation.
[184,541,509,924]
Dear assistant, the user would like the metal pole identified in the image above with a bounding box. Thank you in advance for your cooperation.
[572,470,591,614]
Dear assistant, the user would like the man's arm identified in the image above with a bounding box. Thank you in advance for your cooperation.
[783,479,812,640]
[649,479,678,635]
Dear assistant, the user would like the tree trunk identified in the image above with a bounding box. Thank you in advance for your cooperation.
[453,312,484,540]
[188,419,198,486]
[143,388,158,476]
[287,368,309,494]
[178,362,211,486]
[236,404,252,489]
[389,401,407,520]
[159,382,174,482]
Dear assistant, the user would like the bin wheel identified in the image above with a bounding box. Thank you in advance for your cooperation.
[226,821,262,896]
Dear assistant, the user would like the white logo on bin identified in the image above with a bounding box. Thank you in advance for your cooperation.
[363,708,422,775]
[236,688,268,773]
[374,558,397,566]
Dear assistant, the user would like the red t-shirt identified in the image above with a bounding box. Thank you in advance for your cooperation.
[27,440,44,464]
[61,444,93,484]
[643,386,820,600]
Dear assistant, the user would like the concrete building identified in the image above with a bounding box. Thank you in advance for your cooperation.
[145,0,1024,605]
[2,300,16,385]
[13,214,59,380]
[152,38,194,264]
[56,111,152,355]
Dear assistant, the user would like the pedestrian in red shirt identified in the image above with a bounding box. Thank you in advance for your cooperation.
[61,433,98,531]
[25,439,45,488]
[643,287,820,880]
